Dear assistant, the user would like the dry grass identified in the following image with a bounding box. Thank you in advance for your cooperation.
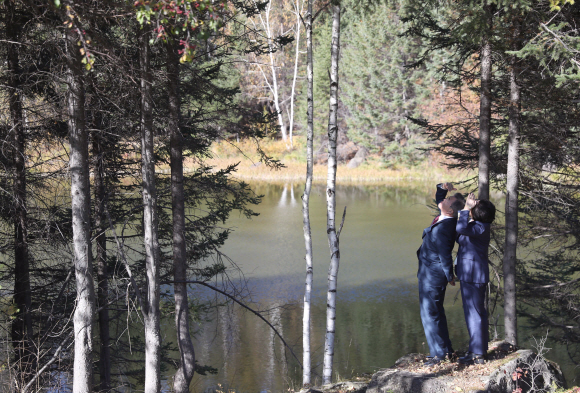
[190,137,471,185]
[30,136,471,185]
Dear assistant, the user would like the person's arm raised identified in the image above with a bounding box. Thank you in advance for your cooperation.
[435,182,455,205]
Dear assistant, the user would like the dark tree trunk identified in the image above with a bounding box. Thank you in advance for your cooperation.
[7,0,34,378]
[66,27,95,393]
[478,1,493,201]
[92,123,111,391]
[141,30,161,393]
[503,24,520,347]
[167,41,195,393]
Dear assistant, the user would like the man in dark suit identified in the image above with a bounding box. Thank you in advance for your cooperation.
[417,183,465,366]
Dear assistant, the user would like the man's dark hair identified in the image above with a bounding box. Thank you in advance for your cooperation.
[450,193,466,218]
[472,199,496,223]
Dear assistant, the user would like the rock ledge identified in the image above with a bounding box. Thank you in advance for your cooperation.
[298,342,567,393]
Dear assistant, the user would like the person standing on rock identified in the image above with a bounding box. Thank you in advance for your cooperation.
[417,183,465,366]
[455,193,496,365]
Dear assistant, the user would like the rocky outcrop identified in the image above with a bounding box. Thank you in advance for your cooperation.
[347,147,368,169]
[337,141,359,162]
[300,342,567,393]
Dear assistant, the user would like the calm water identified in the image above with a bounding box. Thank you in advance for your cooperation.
[164,181,579,392]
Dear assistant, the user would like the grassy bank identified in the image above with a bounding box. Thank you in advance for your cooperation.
[179,136,471,185]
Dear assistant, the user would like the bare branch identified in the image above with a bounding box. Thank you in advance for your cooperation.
[164,280,303,369]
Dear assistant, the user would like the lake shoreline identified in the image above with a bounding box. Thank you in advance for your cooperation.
[157,137,474,185]
[172,155,472,185]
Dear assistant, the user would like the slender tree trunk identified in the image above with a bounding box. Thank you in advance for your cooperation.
[322,1,341,385]
[301,0,314,386]
[252,0,288,142]
[167,41,196,393]
[503,25,520,347]
[92,125,111,391]
[265,3,287,143]
[289,0,305,148]
[7,0,34,380]
[478,2,493,201]
[67,28,95,393]
[141,31,162,393]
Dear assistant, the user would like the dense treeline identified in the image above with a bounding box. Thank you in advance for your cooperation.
[0,0,280,391]
[239,0,439,166]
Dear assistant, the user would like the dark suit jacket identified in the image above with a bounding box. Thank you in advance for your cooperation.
[417,185,457,285]
[455,210,490,284]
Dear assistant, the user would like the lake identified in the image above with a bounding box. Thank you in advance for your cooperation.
[159,181,578,392]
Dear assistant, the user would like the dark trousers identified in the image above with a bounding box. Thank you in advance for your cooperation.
[460,281,489,355]
[419,281,453,357]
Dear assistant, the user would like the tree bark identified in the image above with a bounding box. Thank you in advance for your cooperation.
[92,124,111,391]
[289,0,305,148]
[322,1,341,386]
[301,0,313,386]
[167,41,196,393]
[478,1,493,201]
[7,0,35,380]
[66,28,96,393]
[252,0,287,142]
[503,26,520,347]
[266,3,287,143]
[141,31,162,393]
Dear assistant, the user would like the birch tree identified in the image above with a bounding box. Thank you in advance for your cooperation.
[250,0,288,143]
[503,20,520,346]
[141,30,162,393]
[301,0,314,385]
[66,26,96,393]
[289,0,306,147]
[322,0,342,385]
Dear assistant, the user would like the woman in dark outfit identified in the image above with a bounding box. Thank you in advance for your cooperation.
[455,193,496,365]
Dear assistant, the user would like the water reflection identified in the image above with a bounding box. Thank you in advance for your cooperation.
[176,181,579,392]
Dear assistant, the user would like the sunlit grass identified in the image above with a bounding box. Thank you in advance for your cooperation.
[200,136,471,185]
[30,136,472,186]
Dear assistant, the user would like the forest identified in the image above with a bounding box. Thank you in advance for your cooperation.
[1,0,580,392]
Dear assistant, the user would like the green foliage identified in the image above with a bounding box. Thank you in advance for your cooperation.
[134,0,228,62]
[382,137,429,168]
[340,0,431,149]
[295,0,432,165]
[514,3,580,85]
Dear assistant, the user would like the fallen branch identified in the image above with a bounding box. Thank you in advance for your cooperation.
[21,331,73,393]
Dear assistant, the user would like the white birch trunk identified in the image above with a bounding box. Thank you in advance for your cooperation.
[266,2,287,142]
[503,42,520,347]
[66,28,95,393]
[301,0,314,386]
[322,2,341,385]
[289,0,305,148]
[140,31,162,393]
[253,0,287,143]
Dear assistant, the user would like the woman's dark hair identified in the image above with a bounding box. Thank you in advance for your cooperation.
[472,199,496,223]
